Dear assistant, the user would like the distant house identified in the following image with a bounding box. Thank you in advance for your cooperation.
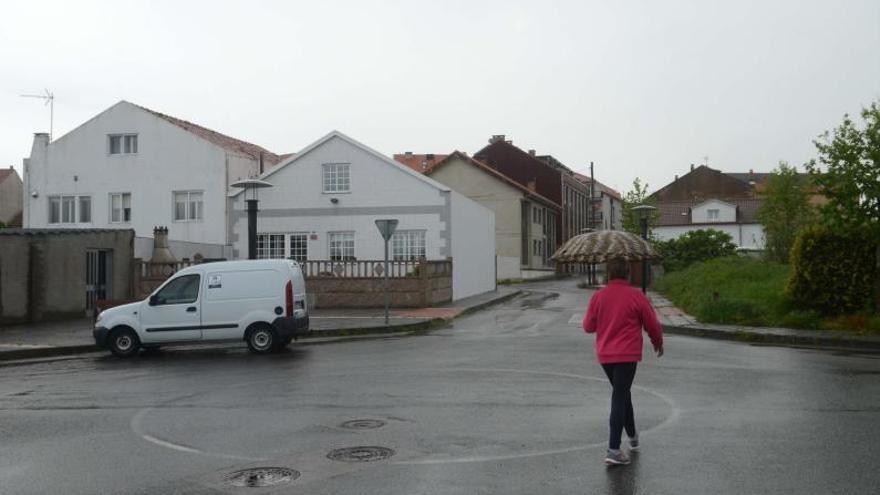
[573,172,623,231]
[230,131,496,301]
[22,100,282,259]
[423,151,561,280]
[0,166,23,226]
[650,165,768,250]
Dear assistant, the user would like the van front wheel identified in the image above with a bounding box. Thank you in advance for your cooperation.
[109,327,140,358]
[246,324,276,354]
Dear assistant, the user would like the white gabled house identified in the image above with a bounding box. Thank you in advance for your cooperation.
[22,100,282,259]
[229,131,497,301]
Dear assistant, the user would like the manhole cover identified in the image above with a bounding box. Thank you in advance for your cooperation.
[339,419,387,430]
[224,467,300,487]
[327,446,395,463]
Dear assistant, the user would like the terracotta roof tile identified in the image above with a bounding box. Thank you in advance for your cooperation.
[393,153,449,173]
[134,104,282,166]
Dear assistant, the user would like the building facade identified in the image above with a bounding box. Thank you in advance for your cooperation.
[650,165,767,250]
[426,151,562,280]
[0,167,23,226]
[22,101,280,259]
[229,132,496,301]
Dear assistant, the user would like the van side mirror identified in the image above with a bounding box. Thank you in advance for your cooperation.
[149,295,160,306]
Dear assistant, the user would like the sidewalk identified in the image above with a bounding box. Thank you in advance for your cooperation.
[0,287,521,361]
[650,292,880,350]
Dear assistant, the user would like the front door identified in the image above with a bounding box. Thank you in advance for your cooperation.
[85,249,112,315]
[139,273,202,343]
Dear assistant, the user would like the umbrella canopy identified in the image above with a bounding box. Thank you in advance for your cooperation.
[551,230,661,263]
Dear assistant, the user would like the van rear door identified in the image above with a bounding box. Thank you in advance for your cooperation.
[202,269,281,340]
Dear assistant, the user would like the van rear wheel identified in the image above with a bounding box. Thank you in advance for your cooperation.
[246,324,276,354]
[109,327,140,358]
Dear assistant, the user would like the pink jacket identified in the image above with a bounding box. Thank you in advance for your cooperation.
[582,280,664,364]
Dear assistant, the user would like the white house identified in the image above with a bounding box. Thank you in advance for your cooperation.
[229,131,496,301]
[653,198,766,250]
[22,100,282,259]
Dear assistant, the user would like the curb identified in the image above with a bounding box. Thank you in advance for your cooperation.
[663,324,880,350]
[0,291,522,362]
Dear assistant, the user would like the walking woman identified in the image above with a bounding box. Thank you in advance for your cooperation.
[582,259,664,466]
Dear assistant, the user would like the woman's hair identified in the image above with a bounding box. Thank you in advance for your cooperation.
[607,260,630,280]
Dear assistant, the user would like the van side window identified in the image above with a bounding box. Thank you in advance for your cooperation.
[154,274,201,305]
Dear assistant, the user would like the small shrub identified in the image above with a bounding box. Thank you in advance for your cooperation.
[777,309,822,330]
[655,229,738,272]
[786,226,877,315]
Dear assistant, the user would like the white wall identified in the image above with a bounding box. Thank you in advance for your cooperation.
[230,133,496,300]
[23,101,241,254]
[692,200,736,223]
[653,223,766,249]
[450,190,496,299]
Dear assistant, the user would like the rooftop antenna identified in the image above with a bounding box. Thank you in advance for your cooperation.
[20,89,54,141]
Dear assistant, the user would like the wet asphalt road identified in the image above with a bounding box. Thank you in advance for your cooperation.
[2,280,879,495]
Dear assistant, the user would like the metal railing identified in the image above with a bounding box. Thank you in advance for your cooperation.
[301,259,451,279]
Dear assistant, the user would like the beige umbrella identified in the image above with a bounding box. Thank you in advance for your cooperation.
[550,230,660,263]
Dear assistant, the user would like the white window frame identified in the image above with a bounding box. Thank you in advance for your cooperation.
[288,233,308,263]
[78,196,92,223]
[48,196,61,224]
[391,230,426,261]
[256,233,287,259]
[707,209,720,221]
[328,231,355,261]
[108,134,138,155]
[109,192,132,224]
[322,163,351,194]
[173,190,204,222]
[49,194,92,224]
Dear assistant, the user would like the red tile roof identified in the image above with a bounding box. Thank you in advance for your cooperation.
[393,153,449,173]
[134,104,282,166]
[428,151,561,209]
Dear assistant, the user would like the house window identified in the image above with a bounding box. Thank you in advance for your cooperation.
[289,233,308,263]
[391,230,426,261]
[48,196,61,224]
[707,209,720,221]
[328,232,355,260]
[257,234,286,259]
[109,134,137,154]
[78,196,91,223]
[61,196,75,223]
[173,191,203,221]
[322,163,350,193]
[110,193,132,223]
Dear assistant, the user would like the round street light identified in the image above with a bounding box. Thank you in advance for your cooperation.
[631,204,657,293]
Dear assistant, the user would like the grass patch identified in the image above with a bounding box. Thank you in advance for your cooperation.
[655,256,879,333]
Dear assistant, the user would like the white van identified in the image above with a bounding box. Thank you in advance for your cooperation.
[94,259,309,357]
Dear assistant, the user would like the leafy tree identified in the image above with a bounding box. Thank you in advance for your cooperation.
[756,161,816,263]
[621,178,660,236]
[806,101,880,239]
[654,229,737,272]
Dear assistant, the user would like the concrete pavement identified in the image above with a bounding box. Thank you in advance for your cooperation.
[0,287,522,361]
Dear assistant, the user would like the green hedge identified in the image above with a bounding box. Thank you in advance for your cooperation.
[654,229,738,272]
[786,226,877,315]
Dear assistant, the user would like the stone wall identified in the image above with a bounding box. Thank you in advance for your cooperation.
[0,229,134,324]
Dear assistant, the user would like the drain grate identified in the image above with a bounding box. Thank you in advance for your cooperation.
[327,446,395,463]
[339,419,387,430]
[224,467,300,487]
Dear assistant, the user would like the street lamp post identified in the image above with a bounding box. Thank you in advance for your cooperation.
[631,204,657,294]
[231,179,274,260]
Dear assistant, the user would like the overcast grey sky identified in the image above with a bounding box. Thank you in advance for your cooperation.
[2,0,878,193]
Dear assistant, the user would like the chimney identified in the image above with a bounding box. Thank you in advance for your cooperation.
[489,134,506,144]
[150,226,177,263]
[426,153,435,160]
[749,168,754,175]
[405,151,413,157]
[690,163,695,171]
[674,174,679,181]
[527,179,537,191]
[528,149,536,156]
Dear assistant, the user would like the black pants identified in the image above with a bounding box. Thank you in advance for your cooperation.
[601,362,638,450]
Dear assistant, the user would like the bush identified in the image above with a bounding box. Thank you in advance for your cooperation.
[655,229,738,272]
[786,226,877,315]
